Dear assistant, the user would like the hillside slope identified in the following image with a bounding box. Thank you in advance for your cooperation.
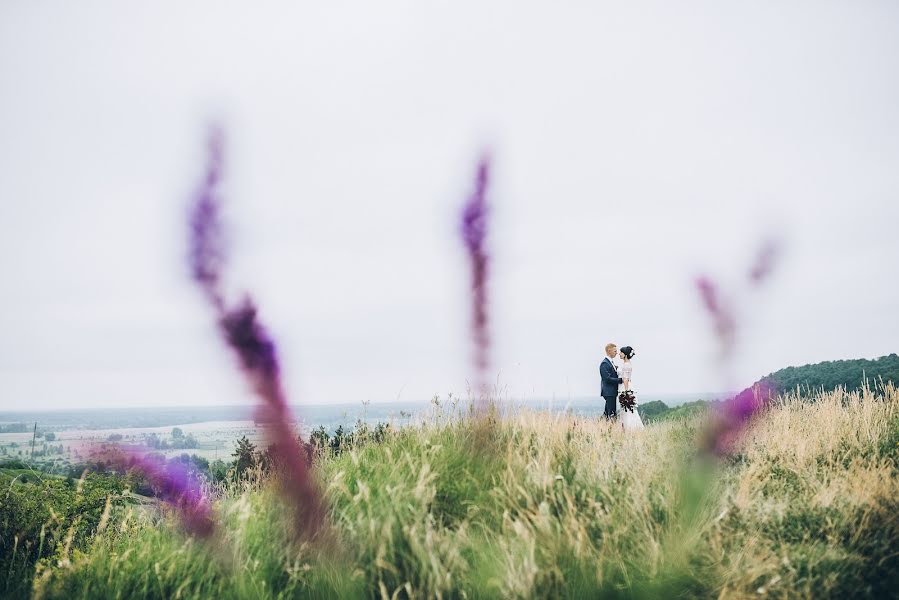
[640,354,899,422]
[762,353,899,393]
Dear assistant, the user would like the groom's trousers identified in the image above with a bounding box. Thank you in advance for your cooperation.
[602,395,617,418]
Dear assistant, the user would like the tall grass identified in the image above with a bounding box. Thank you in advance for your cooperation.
[30,385,899,598]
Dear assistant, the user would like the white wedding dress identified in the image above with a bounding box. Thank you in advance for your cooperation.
[619,362,645,431]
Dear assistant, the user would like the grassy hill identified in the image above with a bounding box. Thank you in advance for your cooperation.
[640,354,899,423]
[5,384,896,599]
[762,353,899,393]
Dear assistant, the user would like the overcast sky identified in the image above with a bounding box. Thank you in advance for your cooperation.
[1,1,897,410]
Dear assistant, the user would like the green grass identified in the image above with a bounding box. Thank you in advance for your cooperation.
[8,386,898,599]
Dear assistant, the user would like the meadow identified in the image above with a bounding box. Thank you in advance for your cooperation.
[4,385,897,599]
[0,396,709,474]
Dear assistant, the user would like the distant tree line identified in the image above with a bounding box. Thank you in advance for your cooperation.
[0,424,56,436]
[762,354,899,394]
[639,355,898,422]
[229,420,392,479]
[0,423,30,433]
[143,428,199,450]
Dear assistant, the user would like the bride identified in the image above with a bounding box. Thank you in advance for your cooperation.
[618,346,645,431]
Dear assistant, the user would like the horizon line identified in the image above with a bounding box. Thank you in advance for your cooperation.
[0,392,726,415]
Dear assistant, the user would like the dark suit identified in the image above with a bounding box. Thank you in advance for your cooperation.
[600,357,623,418]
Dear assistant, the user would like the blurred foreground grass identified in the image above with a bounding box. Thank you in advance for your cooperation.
[17,386,899,599]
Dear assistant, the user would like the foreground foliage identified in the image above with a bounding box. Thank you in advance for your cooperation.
[6,386,897,599]
[0,469,127,598]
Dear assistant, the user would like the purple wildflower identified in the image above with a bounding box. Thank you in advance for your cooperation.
[96,446,214,538]
[218,299,323,534]
[695,236,783,455]
[187,126,323,537]
[460,155,491,395]
[705,380,776,455]
[748,237,782,285]
[188,126,226,310]
[220,297,280,382]
[695,276,736,359]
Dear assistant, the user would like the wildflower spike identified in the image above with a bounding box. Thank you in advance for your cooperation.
[187,125,323,537]
[460,155,491,398]
[188,126,227,310]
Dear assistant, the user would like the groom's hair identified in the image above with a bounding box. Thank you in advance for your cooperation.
[605,343,617,355]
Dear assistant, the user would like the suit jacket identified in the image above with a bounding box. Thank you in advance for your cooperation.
[600,357,623,398]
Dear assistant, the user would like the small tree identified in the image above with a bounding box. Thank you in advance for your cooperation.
[257,445,277,473]
[329,425,346,457]
[190,454,209,473]
[309,426,329,453]
[373,422,391,444]
[208,459,229,483]
[232,436,257,475]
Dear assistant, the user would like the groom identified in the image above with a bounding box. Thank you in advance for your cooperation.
[600,342,623,419]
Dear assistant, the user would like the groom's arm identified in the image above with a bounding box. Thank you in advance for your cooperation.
[600,361,623,385]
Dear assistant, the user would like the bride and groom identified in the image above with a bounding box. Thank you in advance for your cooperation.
[600,343,645,431]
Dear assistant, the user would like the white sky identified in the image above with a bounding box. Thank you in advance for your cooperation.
[1,1,897,410]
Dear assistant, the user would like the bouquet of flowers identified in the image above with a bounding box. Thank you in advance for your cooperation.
[618,389,637,413]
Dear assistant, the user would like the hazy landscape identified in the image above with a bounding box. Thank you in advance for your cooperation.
[3,357,898,597]
[3,383,897,598]
[6,355,895,476]
[0,393,714,466]
[3,3,898,598]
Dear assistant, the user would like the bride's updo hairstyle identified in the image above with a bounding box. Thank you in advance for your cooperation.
[620,346,636,359]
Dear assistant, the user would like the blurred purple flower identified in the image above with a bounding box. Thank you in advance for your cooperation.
[697,236,782,360]
[188,126,226,309]
[187,126,323,537]
[705,380,776,455]
[695,276,736,359]
[220,297,280,382]
[97,446,214,538]
[695,236,783,455]
[218,298,323,535]
[748,237,782,285]
[460,155,491,394]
